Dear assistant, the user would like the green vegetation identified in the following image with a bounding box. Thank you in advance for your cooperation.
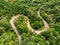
[0,0,60,45]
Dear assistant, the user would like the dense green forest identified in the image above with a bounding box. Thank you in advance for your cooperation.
[0,0,60,45]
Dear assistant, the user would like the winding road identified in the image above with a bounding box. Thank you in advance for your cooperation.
[10,10,49,45]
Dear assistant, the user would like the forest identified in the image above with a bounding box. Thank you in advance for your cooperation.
[0,0,60,45]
